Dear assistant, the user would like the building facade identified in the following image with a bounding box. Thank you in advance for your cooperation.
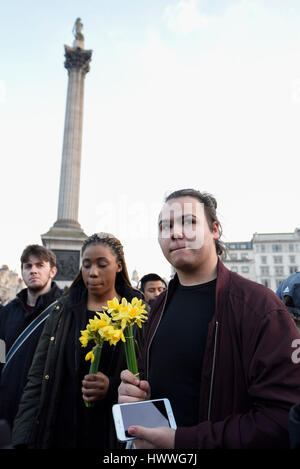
[223,241,255,282]
[223,228,300,291]
[253,229,300,291]
[0,265,25,304]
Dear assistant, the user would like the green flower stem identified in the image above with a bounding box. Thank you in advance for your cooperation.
[124,325,139,380]
[85,342,103,408]
[124,337,132,373]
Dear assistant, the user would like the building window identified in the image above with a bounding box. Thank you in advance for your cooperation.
[290,255,296,264]
[262,279,269,287]
[261,256,267,264]
[230,253,237,260]
[275,266,284,276]
[241,253,249,260]
[272,244,282,252]
[273,256,283,264]
[276,279,284,288]
[260,245,266,252]
[260,266,269,275]
[289,244,295,252]
[289,266,298,274]
[241,266,249,273]
[231,266,238,272]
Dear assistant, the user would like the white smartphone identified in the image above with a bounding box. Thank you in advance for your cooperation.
[112,398,177,442]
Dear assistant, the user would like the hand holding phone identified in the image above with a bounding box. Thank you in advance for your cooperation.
[126,424,176,449]
[112,398,177,443]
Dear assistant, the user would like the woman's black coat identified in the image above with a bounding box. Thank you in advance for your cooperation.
[12,282,144,448]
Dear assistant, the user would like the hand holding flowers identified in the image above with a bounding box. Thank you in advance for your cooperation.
[82,372,110,404]
[79,297,148,407]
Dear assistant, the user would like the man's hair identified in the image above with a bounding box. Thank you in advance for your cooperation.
[20,245,57,269]
[139,273,167,292]
[165,188,225,256]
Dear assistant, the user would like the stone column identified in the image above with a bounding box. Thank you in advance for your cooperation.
[41,21,92,288]
[55,45,92,229]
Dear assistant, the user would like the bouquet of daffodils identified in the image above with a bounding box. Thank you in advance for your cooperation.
[79,297,148,407]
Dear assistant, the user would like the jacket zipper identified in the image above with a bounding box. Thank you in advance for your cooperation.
[146,291,169,380]
[207,320,219,421]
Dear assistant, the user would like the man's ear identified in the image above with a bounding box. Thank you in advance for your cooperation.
[212,221,220,240]
[117,262,122,273]
[50,266,57,279]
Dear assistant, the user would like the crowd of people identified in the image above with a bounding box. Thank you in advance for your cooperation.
[0,188,300,449]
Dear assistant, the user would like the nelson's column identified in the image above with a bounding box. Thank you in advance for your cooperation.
[41,19,92,287]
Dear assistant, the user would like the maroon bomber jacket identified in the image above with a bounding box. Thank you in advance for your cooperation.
[138,260,300,449]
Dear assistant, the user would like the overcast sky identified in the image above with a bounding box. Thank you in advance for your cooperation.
[1,0,300,280]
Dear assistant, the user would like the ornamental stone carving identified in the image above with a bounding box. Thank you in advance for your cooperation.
[52,250,80,281]
[64,46,92,74]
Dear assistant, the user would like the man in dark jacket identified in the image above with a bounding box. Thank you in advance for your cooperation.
[276,271,300,328]
[138,273,167,307]
[0,244,62,428]
[277,271,300,447]
[118,189,300,449]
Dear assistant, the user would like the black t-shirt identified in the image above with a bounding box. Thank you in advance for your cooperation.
[148,279,216,427]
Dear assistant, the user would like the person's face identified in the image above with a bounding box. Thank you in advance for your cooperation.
[143,280,165,303]
[81,243,122,297]
[22,255,57,292]
[158,196,220,272]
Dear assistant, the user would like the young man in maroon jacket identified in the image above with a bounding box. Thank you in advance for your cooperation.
[118,189,300,449]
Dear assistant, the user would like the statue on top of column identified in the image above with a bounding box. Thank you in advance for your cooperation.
[72,18,84,49]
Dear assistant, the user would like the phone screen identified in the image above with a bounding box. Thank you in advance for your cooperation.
[120,400,171,437]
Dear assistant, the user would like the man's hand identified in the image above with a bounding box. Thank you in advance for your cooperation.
[128,426,175,449]
[118,369,151,403]
[82,372,109,403]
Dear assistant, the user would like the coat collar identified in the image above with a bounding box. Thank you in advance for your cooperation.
[17,281,62,310]
[62,281,143,311]
[164,259,231,315]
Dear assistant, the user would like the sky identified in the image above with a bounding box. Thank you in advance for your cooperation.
[1,0,300,281]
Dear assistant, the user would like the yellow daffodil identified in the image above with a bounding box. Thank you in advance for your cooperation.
[85,350,95,363]
[88,317,102,332]
[95,311,112,327]
[108,328,126,346]
[98,324,115,340]
[110,297,148,329]
[79,329,90,347]
[97,324,124,344]
[106,297,122,311]
[131,297,145,308]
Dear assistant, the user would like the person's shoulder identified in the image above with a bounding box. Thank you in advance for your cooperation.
[229,270,265,291]
[227,270,285,315]
[0,297,22,313]
[0,298,23,330]
[51,281,64,298]
[147,289,168,315]
[133,288,144,300]
[121,284,144,302]
[39,282,63,306]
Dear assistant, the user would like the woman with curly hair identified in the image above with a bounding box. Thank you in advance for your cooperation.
[13,233,144,449]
